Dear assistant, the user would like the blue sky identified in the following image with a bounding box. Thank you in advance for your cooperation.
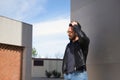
[0,0,70,58]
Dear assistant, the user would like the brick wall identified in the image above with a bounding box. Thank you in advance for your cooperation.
[0,43,23,80]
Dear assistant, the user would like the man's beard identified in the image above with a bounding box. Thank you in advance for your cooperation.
[69,35,76,41]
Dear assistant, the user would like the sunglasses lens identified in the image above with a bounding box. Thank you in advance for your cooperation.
[69,23,72,26]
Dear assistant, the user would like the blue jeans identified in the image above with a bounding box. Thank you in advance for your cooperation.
[64,71,88,80]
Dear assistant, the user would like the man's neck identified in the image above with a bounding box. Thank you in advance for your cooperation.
[72,36,79,42]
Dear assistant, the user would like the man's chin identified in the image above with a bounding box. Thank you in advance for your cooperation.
[69,38,72,41]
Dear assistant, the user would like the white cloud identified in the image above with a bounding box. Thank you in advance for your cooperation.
[33,19,70,36]
[32,19,70,58]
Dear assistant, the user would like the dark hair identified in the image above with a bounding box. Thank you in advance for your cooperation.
[69,21,81,29]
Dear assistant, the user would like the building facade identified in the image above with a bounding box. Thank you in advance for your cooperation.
[0,16,32,80]
[32,58,63,78]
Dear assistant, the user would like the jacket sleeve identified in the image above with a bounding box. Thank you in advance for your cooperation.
[73,25,90,45]
[73,25,90,63]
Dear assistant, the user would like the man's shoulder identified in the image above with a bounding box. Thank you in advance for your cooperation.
[66,41,72,48]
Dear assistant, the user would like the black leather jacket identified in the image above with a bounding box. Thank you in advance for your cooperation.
[62,29,90,74]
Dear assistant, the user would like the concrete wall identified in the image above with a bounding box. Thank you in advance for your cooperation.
[71,0,120,80]
[0,16,32,80]
[32,58,63,78]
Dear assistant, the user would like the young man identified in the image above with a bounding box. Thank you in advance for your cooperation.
[62,21,90,80]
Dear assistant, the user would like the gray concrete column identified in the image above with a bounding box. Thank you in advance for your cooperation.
[71,0,120,80]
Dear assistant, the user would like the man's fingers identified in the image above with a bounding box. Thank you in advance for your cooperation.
[71,21,77,26]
